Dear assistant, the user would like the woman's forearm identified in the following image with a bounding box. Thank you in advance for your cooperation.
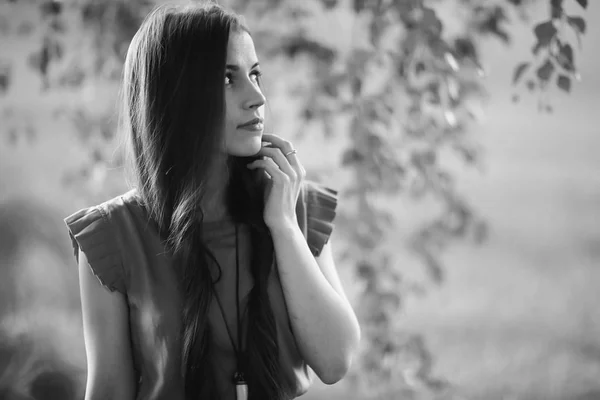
[269,220,361,384]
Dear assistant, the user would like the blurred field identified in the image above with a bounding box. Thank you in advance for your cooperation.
[1,2,599,400]
[394,97,600,400]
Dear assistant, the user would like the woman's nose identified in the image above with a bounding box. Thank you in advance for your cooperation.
[244,85,266,110]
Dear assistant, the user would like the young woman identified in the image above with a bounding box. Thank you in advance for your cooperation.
[64,3,360,400]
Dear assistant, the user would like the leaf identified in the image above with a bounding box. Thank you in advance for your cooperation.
[16,21,35,36]
[575,0,588,9]
[534,21,557,47]
[562,43,574,62]
[341,148,364,166]
[353,0,366,12]
[370,15,388,46]
[454,37,477,59]
[567,16,586,34]
[351,76,362,96]
[557,43,575,71]
[574,30,583,49]
[49,19,65,33]
[40,0,63,17]
[512,62,530,85]
[557,74,571,92]
[322,0,337,9]
[411,150,437,166]
[57,65,85,88]
[280,36,336,64]
[479,6,511,43]
[0,63,10,93]
[422,7,443,36]
[492,27,510,43]
[550,1,563,19]
[536,59,554,81]
[532,41,544,55]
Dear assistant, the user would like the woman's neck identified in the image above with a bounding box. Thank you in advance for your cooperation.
[200,190,229,222]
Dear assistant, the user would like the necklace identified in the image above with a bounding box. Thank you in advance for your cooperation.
[212,223,248,400]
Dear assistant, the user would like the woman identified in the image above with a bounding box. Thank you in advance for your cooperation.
[64,3,360,400]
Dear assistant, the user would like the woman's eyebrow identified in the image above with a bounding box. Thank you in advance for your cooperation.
[225,62,260,71]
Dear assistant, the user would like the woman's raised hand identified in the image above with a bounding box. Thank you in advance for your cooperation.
[246,133,306,230]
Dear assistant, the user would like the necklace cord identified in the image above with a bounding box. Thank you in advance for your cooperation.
[211,223,244,375]
[235,223,242,371]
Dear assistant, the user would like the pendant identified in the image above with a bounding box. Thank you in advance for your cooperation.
[233,371,248,400]
[235,382,248,400]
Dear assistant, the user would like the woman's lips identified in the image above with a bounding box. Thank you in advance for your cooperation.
[238,122,264,132]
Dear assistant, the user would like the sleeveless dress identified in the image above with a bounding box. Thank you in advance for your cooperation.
[63,180,338,400]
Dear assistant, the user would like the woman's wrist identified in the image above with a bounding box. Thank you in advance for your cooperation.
[266,216,298,236]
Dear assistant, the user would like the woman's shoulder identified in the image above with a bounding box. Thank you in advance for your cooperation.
[63,188,142,295]
[64,188,138,220]
[100,187,142,218]
[297,179,339,257]
[302,180,337,211]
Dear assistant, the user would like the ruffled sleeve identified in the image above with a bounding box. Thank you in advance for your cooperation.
[64,204,127,294]
[295,180,338,257]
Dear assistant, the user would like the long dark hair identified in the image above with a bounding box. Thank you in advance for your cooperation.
[118,3,288,399]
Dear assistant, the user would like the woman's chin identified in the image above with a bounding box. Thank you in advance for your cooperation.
[228,138,263,157]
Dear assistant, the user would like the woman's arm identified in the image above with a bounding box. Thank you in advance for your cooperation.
[269,223,361,385]
[78,248,136,399]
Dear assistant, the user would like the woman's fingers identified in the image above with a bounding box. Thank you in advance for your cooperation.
[247,157,288,183]
[261,133,292,152]
[256,146,296,178]
[261,133,304,178]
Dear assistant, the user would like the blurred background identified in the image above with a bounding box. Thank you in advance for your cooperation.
[0,0,598,399]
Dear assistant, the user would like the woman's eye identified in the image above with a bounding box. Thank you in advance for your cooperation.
[251,70,263,82]
[225,71,262,86]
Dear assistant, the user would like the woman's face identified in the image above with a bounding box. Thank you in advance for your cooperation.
[222,30,266,157]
